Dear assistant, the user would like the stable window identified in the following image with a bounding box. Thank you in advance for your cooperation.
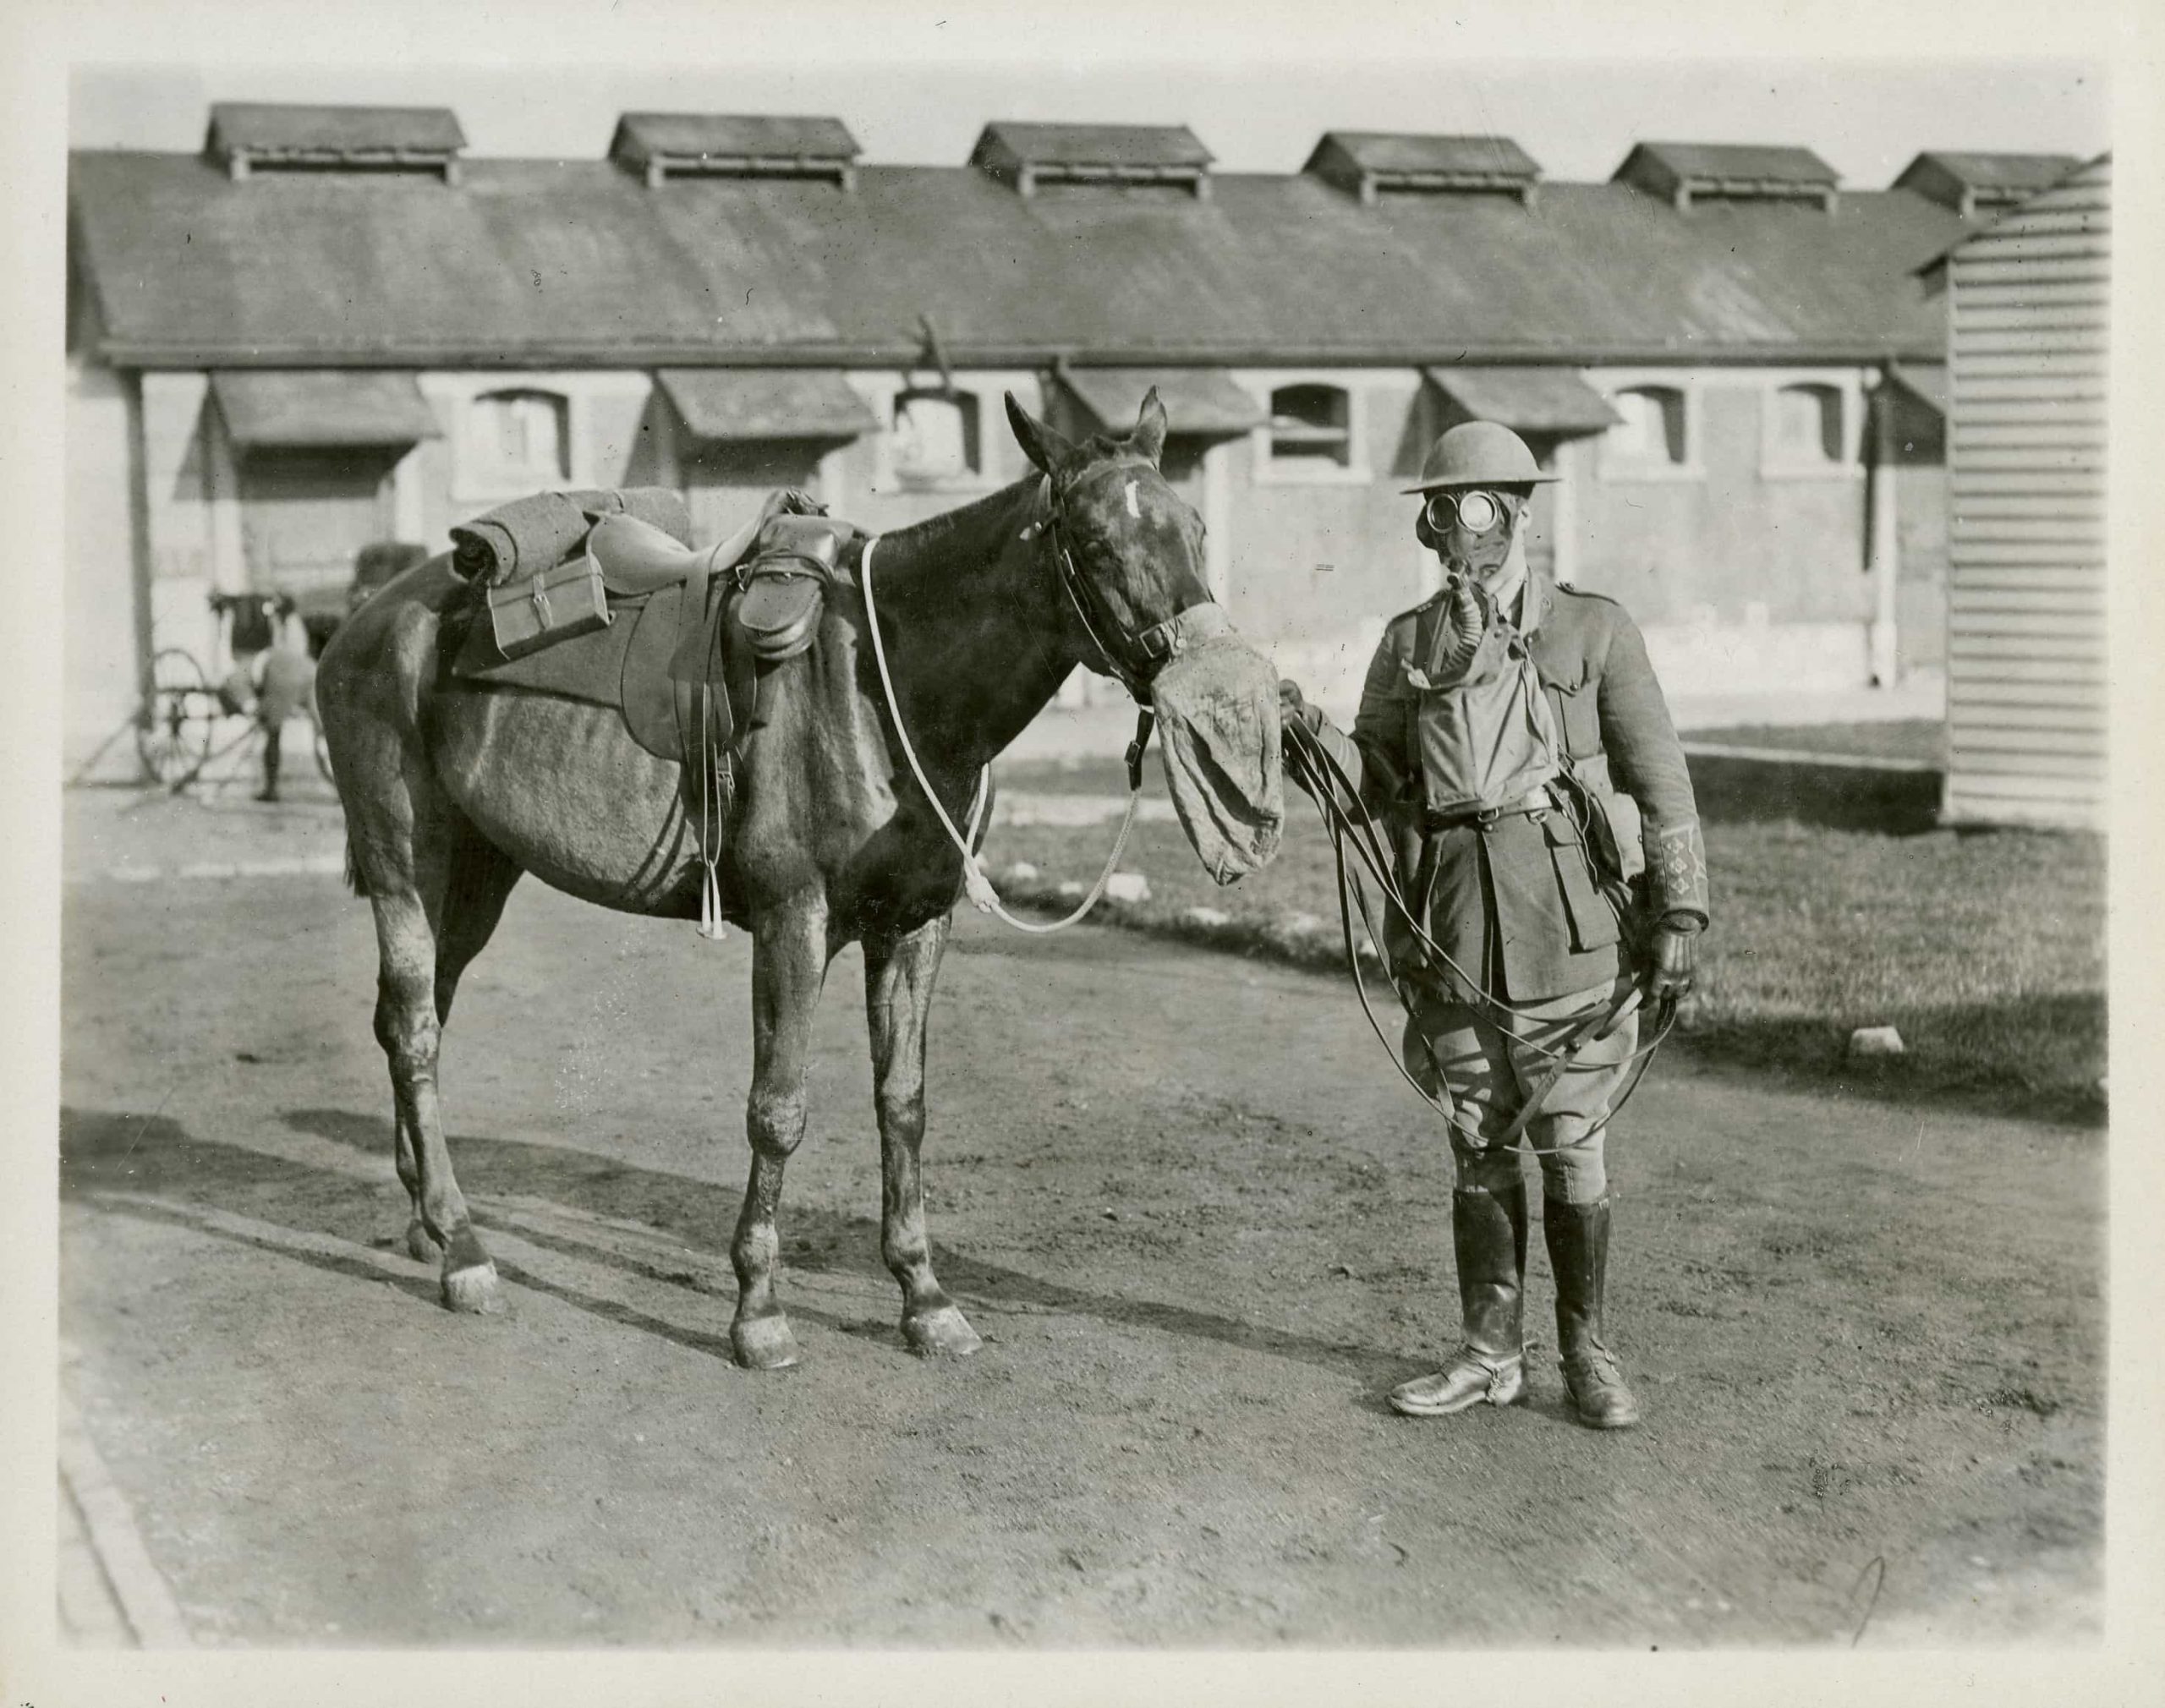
[1268,384,1352,469]
[1608,385,1690,468]
[1768,382,1844,466]
[465,389,569,490]
[891,390,981,484]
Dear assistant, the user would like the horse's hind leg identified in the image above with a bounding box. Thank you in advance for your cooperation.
[729,895,831,1370]
[864,916,979,1356]
[394,829,523,1266]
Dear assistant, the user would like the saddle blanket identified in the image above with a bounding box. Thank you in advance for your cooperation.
[452,594,641,712]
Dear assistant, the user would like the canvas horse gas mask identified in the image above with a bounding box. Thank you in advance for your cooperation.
[1006,391,1284,884]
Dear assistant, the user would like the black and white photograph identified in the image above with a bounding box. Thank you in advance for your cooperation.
[6,0,2160,1699]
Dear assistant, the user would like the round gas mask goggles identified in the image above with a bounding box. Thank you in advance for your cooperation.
[1422,489,1509,536]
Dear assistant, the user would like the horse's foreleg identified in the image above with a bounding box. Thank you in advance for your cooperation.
[397,832,523,1266]
[392,1112,436,1264]
[865,914,978,1357]
[372,884,501,1313]
[729,895,830,1370]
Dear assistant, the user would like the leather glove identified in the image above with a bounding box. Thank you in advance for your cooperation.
[1646,918,1699,1002]
[1279,677,1324,738]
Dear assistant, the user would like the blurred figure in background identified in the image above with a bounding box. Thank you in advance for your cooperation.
[218,593,316,803]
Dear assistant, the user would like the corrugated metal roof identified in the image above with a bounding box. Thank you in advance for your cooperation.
[1619,142,1839,188]
[972,122,1213,169]
[69,150,1966,367]
[206,102,465,158]
[657,368,878,439]
[1423,365,1619,432]
[209,370,441,446]
[611,113,859,167]
[1310,133,1539,179]
[1060,367,1263,435]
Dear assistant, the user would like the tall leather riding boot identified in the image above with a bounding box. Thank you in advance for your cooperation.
[1545,1195,1642,1429]
[1389,1180,1528,1416]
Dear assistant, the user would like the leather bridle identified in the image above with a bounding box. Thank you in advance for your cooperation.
[1036,468,1215,709]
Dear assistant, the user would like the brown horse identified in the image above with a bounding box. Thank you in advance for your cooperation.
[317,391,1274,1368]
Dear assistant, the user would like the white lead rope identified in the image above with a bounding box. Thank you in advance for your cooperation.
[858,534,1141,934]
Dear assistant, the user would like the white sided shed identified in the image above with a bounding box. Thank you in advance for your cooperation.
[1939,156,2109,829]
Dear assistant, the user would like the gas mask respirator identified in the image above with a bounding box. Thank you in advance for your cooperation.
[1401,486,1562,818]
[1411,489,1524,687]
[1415,488,1519,584]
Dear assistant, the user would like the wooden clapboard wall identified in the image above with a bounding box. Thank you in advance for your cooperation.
[1942,156,2109,829]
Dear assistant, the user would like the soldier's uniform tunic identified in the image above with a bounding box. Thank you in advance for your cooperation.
[1304,568,1710,1202]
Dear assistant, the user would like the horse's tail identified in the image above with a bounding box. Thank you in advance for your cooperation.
[344,839,370,898]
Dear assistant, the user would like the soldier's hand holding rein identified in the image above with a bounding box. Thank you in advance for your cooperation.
[1279,678,1324,740]
[1646,917,1701,1001]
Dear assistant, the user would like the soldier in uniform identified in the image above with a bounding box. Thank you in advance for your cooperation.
[217,594,316,802]
[1280,421,1708,1429]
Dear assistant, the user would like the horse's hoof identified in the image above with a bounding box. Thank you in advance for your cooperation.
[903,1305,983,1359]
[404,1218,443,1265]
[732,1314,802,1371]
[441,1262,505,1315]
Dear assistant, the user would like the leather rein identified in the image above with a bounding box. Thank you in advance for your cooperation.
[1281,718,1675,1144]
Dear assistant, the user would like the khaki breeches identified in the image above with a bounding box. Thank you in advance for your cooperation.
[1401,972,1640,1204]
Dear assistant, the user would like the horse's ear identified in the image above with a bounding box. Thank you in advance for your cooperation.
[1006,391,1079,480]
[1131,386,1169,466]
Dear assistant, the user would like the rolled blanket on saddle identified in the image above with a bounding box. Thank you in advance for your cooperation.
[450,487,694,585]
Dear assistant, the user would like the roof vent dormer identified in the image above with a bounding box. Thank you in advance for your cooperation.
[1893,151,2080,217]
[610,113,860,189]
[1614,142,1838,211]
[1303,132,1541,206]
[206,102,466,183]
[969,122,1214,200]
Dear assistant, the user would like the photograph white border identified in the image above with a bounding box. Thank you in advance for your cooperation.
[6,2,2161,1704]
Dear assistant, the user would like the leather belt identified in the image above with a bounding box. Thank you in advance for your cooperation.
[1422,783,1555,834]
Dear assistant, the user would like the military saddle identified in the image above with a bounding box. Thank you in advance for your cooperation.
[451,494,850,868]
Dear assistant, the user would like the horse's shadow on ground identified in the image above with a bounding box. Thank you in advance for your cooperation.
[60,1104,1422,1397]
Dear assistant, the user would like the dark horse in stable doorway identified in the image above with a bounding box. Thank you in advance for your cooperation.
[318,393,1280,1368]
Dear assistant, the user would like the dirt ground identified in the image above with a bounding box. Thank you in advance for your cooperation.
[58,862,2102,1649]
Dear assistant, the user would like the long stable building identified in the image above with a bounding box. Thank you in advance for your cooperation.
[66,104,2082,769]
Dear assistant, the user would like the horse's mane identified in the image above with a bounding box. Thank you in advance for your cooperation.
[877,477,1040,566]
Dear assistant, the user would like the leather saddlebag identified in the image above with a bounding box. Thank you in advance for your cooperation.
[486,550,613,661]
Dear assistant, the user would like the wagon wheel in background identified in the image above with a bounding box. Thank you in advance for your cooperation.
[135,648,215,786]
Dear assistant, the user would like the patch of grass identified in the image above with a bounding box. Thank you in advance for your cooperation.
[995,755,1168,797]
[1679,720,1946,764]
[980,807,2106,1125]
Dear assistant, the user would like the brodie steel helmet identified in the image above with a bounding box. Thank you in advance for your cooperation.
[1401,421,1559,495]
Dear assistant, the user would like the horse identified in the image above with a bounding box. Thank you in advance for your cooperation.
[316,391,1276,1369]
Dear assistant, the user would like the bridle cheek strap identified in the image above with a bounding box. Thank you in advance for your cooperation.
[1035,479,1223,703]
[1134,599,1235,671]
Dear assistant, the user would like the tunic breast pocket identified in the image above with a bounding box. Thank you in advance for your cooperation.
[1543,811,1620,952]
[1544,673,1603,763]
